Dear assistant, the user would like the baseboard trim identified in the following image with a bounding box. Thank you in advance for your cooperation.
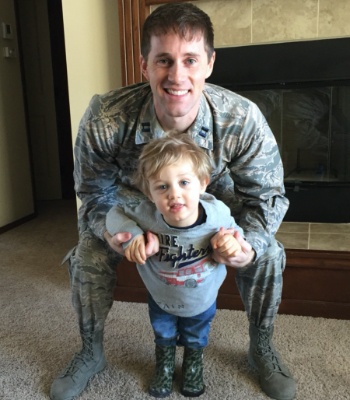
[0,212,36,234]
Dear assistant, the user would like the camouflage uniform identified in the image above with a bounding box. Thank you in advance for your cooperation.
[68,82,289,334]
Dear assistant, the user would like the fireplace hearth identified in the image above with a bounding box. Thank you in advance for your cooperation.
[207,38,350,223]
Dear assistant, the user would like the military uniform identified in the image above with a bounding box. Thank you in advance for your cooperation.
[67,81,288,333]
[50,81,297,400]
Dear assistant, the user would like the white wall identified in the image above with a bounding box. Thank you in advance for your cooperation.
[0,0,122,228]
[62,0,122,148]
[0,0,34,227]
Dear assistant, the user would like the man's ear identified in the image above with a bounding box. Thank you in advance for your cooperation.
[205,51,216,79]
[140,55,149,81]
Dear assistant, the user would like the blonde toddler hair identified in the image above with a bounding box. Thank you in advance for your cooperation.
[134,133,212,197]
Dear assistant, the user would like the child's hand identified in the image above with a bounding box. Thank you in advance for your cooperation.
[144,231,160,257]
[211,227,242,257]
[124,234,147,264]
[211,228,255,268]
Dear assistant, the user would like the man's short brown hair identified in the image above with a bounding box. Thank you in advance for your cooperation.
[141,2,214,61]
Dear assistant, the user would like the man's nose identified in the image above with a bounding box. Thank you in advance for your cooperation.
[168,62,185,83]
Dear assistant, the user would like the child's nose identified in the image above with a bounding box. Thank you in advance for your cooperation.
[168,185,180,199]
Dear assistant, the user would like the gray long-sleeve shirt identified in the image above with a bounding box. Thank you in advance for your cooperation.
[106,193,242,317]
[74,82,289,260]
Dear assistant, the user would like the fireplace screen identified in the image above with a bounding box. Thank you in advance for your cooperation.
[237,86,350,184]
[207,38,350,222]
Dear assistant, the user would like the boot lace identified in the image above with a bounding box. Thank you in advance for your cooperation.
[257,328,284,375]
[61,335,94,377]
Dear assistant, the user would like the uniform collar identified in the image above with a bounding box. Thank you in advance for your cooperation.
[136,91,213,151]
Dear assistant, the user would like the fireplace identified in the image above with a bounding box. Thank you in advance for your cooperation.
[207,38,350,223]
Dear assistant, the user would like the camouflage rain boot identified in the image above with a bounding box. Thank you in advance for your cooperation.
[181,347,205,397]
[148,345,176,398]
[248,324,296,400]
[50,330,106,400]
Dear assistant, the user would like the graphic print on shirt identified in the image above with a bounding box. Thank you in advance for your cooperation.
[158,258,217,288]
[156,233,217,288]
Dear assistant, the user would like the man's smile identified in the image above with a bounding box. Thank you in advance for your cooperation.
[165,89,189,96]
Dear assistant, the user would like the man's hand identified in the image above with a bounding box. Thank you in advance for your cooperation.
[125,231,160,264]
[104,231,132,255]
[211,228,255,268]
[104,230,159,263]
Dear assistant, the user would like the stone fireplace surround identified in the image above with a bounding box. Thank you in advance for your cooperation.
[115,5,350,319]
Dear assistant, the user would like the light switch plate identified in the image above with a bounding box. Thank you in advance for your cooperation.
[2,22,13,39]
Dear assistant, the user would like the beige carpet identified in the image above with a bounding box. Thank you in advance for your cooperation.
[0,200,349,400]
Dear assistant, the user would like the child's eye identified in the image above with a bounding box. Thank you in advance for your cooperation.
[158,184,167,190]
[180,180,190,186]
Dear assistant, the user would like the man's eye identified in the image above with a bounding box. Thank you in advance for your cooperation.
[187,58,197,65]
[157,58,170,66]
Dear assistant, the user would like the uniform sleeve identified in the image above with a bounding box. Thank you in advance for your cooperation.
[229,102,289,259]
[106,204,144,249]
[73,95,142,240]
[220,200,245,238]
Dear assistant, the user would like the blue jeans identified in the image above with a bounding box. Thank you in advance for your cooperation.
[148,294,216,349]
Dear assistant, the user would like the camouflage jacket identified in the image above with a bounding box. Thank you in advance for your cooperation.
[74,82,289,260]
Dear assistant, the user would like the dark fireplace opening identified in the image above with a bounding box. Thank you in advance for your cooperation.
[207,38,350,223]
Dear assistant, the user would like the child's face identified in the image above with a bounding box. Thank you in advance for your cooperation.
[148,158,208,227]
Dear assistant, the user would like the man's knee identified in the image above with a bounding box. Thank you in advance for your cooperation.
[257,238,286,274]
[68,230,122,283]
[237,238,285,278]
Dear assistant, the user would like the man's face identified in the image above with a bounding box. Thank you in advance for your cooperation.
[140,33,215,131]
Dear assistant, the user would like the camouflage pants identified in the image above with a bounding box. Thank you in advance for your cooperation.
[64,229,122,333]
[235,238,286,328]
[65,230,285,333]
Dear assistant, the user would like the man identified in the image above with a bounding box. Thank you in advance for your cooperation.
[50,3,296,400]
